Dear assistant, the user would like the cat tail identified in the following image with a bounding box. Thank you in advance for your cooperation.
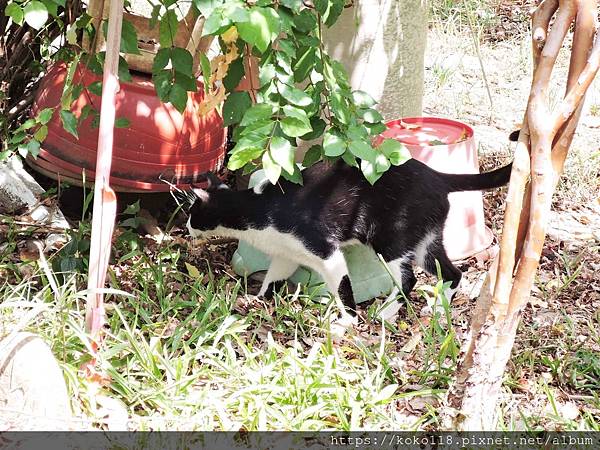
[442,162,513,192]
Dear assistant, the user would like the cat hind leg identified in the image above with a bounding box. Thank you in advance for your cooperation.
[377,257,416,322]
[420,238,462,315]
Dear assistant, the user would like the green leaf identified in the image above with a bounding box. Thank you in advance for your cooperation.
[270,136,295,175]
[262,150,281,184]
[19,119,37,130]
[365,122,387,135]
[171,47,193,75]
[341,150,358,167]
[352,90,376,108]
[225,4,249,22]
[228,146,263,170]
[278,83,312,107]
[153,69,172,101]
[259,63,276,88]
[87,81,103,96]
[374,153,390,173]
[378,139,411,166]
[278,39,296,58]
[174,71,197,92]
[293,47,316,83]
[237,7,279,53]
[360,159,382,185]
[303,144,322,167]
[115,117,131,128]
[361,108,383,123]
[349,140,376,160]
[240,120,275,139]
[153,48,171,72]
[23,1,48,30]
[118,56,132,82]
[323,130,346,157]
[300,117,326,140]
[185,262,202,279]
[34,124,48,142]
[10,131,26,144]
[169,84,188,113]
[282,104,309,124]
[347,124,369,141]
[60,110,78,138]
[159,9,178,47]
[202,8,231,35]
[223,57,245,91]
[193,0,223,18]
[280,0,301,13]
[280,163,303,184]
[241,104,275,127]
[314,0,329,16]
[324,0,344,26]
[121,19,140,54]
[293,9,317,33]
[123,200,140,215]
[149,4,160,28]
[329,93,350,124]
[80,104,94,122]
[222,91,252,127]
[26,140,41,158]
[280,117,311,137]
[37,108,54,125]
[199,53,212,94]
[5,3,24,25]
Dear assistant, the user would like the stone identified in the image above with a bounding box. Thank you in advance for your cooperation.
[0,332,74,430]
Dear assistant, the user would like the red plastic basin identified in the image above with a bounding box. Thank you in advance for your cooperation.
[28,62,227,192]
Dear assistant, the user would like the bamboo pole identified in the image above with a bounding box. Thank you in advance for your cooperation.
[84,0,123,342]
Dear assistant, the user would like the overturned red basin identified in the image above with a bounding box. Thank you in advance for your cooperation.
[28,62,227,192]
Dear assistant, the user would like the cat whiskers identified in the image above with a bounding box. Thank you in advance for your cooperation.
[159,175,196,216]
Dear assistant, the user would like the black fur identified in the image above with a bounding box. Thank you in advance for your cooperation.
[338,275,356,316]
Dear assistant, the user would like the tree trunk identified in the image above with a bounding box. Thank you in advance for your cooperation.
[323,0,427,119]
[444,0,600,430]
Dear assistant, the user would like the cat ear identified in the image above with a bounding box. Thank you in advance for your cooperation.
[206,172,228,190]
[191,184,210,203]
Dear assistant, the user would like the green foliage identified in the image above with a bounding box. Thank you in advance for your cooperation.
[194,0,408,185]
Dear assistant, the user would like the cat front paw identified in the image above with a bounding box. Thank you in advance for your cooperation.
[329,313,358,341]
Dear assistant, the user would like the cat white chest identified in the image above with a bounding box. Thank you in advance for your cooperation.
[214,225,318,264]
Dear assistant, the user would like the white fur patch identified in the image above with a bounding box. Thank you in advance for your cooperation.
[414,230,437,268]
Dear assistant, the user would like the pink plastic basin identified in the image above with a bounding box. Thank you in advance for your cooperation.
[377,117,494,261]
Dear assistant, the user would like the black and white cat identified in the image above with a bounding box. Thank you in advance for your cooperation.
[186,156,511,330]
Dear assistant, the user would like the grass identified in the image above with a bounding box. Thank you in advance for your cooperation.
[429,0,498,36]
[0,212,465,430]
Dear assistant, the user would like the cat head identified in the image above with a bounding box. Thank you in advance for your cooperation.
[186,172,230,238]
